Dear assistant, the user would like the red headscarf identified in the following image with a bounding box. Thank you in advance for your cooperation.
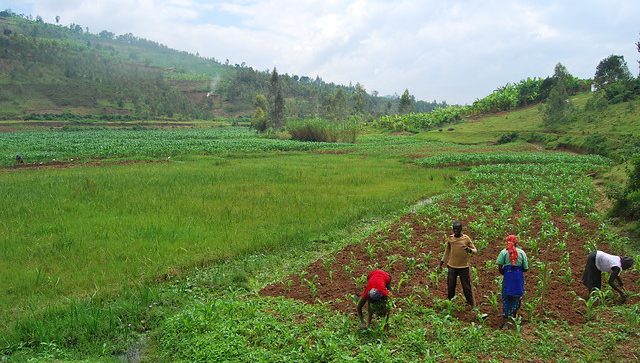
[506,235,518,265]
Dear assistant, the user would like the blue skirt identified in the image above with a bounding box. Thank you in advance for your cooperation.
[502,265,524,318]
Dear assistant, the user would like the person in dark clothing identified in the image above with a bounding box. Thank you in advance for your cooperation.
[357,269,392,329]
[439,221,477,306]
[582,250,634,302]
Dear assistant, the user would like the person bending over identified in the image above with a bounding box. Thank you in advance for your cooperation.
[357,269,391,329]
[582,250,634,302]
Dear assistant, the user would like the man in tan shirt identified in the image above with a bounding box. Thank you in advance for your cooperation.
[439,221,477,306]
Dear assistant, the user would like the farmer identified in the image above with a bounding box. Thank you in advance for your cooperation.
[582,250,634,302]
[15,154,24,164]
[439,221,477,306]
[357,269,392,329]
[496,234,529,327]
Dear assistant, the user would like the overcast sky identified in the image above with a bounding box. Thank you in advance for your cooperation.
[4,0,640,104]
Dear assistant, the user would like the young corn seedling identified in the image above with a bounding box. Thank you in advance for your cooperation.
[471,267,479,286]
[400,223,413,242]
[386,254,401,269]
[303,274,319,299]
[576,292,599,322]
[484,259,494,270]
[406,257,417,273]
[353,273,367,288]
[419,252,433,268]
[511,315,523,337]
[343,264,354,276]
[322,256,334,274]
[522,297,540,322]
[365,242,376,260]
[428,270,443,285]
[486,291,500,313]
[396,272,410,292]
[535,260,553,296]
[561,266,572,286]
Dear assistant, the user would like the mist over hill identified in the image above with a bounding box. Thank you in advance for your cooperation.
[0,10,446,120]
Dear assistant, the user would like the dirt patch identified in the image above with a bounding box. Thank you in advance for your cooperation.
[310,149,355,155]
[0,121,197,129]
[261,210,640,327]
[2,159,170,171]
[0,126,19,133]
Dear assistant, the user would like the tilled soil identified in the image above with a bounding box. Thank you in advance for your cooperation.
[261,207,640,328]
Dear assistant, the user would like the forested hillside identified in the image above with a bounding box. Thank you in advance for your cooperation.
[0,10,444,120]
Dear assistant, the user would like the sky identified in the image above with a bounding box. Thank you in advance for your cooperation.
[3,0,640,104]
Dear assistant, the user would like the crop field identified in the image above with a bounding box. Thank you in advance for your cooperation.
[0,127,352,167]
[156,155,640,362]
[1,125,639,362]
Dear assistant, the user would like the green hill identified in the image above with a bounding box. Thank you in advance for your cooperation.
[421,92,640,160]
[0,12,444,120]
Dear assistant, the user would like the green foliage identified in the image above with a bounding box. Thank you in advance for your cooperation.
[268,68,285,130]
[585,90,609,111]
[376,105,467,132]
[287,118,358,143]
[251,94,268,132]
[594,55,633,90]
[1,13,436,121]
[602,78,640,104]
[398,89,415,114]
[581,134,610,156]
[0,141,455,338]
[496,132,518,144]
[542,63,575,130]
[0,127,356,166]
[415,152,608,167]
[610,155,640,224]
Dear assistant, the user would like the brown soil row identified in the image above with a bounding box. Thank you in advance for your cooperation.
[261,210,640,328]
[0,121,196,129]
[2,159,170,171]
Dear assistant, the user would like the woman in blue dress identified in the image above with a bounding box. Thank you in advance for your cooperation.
[496,234,529,328]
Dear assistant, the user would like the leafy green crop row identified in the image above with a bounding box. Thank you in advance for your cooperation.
[376,106,467,132]
[415,152,609,167]
[0,127,353,166]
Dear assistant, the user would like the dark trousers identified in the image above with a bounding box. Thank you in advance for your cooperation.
[447,266,474,306]
[582,251,601,291]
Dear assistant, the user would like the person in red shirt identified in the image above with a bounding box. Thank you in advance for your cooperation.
[357,269,392,329]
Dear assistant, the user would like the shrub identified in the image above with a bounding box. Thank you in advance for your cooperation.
[582,134,610,156]
[585,91,609,112]
[496,132,519,144]
[287,118,358,143]
[610,155,640,227]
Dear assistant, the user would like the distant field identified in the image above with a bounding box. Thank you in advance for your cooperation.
[0,127,350,167]
[0,149,459,332]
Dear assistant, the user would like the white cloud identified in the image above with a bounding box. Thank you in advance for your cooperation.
[8,0,640,103]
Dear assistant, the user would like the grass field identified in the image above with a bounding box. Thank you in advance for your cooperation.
[0,138,460,337]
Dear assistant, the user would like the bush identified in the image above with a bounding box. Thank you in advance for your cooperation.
[496,132,519,144]
[610,156,640,226]
[584,91,609,112]
[287,118,358,143]
[582,134,610,156]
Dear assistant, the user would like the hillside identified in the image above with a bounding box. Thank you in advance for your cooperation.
[0,12,444,120]
[421,92,640,160]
